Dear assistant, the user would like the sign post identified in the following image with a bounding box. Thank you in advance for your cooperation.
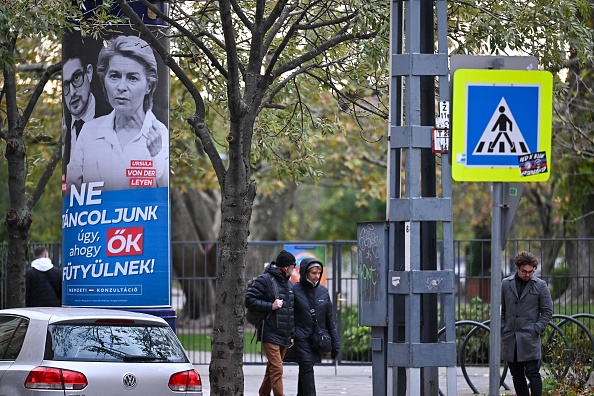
[451,59,553,395]
[452,69,553,182]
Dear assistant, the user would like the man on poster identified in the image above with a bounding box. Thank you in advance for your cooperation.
[62,53,110,172]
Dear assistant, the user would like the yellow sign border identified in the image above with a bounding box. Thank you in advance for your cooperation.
[451,69,553,182]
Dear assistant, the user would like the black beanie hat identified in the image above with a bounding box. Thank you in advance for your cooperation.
[275,250,296,267]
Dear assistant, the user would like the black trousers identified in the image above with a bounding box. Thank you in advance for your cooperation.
[508,346,542,396]
[297,362,316,396]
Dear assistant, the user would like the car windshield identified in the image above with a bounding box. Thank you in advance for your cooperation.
[46,324,188,363]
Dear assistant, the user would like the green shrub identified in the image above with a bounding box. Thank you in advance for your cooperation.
[340,306,371,361]
[455,297,491,364]
[542,327,594,396]
[457,297,491,323]
[549,266,571,300]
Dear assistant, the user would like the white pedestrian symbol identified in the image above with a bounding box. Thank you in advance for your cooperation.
[473,97,530,155]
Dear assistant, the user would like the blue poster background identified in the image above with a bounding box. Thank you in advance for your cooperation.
[466,85,540,166]
[62,187,170,307]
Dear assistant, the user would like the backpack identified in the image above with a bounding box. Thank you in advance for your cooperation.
[245,273,278,326]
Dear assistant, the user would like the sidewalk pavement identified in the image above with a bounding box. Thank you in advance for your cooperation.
[193,364,514,395]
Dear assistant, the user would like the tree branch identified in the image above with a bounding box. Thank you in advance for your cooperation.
[295,12,355,31]
[263,0,312,77]
[4,37,19,134]
[262,0,301,74]
[27,134,62,210]
[218,0,244,122]
[305,69,388,119]
[16,62,50,73]
[272,31,375,80]
[262,0,290,32]
[229,0,252,30]
[260,63,317,112]
[137,0,229,79]
[22,62,62,127]
[362,154,387,168]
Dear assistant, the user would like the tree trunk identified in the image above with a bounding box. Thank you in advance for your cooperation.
[556,238,581,304]
[2,45,62,308]
[4,65,30,308]
[5,213,30,308]
[540,241,561,278]
[208,175,256,395]
[243,183,298,275]
[4,133,29,309]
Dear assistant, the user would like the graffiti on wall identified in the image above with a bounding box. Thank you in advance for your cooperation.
[358,223,383,301]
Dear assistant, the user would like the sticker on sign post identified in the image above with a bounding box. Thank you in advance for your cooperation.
[439,100,449,120]
[435,100,450,129]
[432,128,449,153]
[518,151,548,177]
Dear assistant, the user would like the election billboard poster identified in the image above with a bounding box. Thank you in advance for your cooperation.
[61,24,171,308]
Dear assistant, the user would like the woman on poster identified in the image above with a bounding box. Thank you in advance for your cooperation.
[66,35,169,191]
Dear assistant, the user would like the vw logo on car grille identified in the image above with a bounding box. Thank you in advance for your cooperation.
[122,372,137,389]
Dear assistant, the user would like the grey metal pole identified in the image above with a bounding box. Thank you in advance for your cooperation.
[383,0,453,394]
[489,182,504,395]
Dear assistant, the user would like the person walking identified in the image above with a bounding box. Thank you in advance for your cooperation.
[245,250,296,396]
[501,251,553,396]
[285,258,339,396]
[26,247,62,307]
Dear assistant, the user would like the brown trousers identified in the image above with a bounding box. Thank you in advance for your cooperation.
[259,342,288,396]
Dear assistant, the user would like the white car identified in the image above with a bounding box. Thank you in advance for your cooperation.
[0,307,202,395]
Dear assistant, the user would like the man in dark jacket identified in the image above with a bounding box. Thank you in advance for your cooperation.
[285,258,339,396]
[26,247,62,307]
[245,250,296,396]
[501,251,552,396]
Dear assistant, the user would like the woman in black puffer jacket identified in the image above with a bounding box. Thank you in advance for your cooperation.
[285,258,340,396]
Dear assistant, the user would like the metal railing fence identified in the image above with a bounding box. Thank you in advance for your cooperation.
[2,238,593,366]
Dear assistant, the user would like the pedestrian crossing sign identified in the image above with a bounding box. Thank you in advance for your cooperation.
[451,69,553,182]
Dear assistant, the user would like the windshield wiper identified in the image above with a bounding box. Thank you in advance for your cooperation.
[88,345,127,359]
[86,346,170,362]
[122,355,171,362]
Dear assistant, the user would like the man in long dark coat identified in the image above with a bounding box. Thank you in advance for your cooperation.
[501,251,553,396]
